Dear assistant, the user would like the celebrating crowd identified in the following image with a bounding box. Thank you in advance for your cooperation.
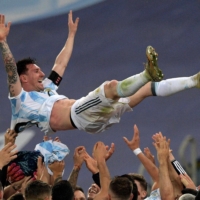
[0,125,200,200]
[0,8,200,200]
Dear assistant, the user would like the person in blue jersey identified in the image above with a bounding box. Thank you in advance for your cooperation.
[0,12,200,136]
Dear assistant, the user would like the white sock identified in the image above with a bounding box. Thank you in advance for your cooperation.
[153,76,197,97]
[117,70,150,97]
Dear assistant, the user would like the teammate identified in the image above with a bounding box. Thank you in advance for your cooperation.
[0,12,199,135]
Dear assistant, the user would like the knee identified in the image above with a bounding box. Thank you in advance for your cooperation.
[106,80,118,89]
[104,80,119,99]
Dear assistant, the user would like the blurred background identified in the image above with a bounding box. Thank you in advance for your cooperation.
[0,0,200,192]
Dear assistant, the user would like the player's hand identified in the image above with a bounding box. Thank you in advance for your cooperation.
[0,14,11,41]
[4,129,18,145]
[68,10,79,36]
[123,124,140,150]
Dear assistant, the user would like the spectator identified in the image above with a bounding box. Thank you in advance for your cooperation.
[74,185,86,200]
[128,173,147,200]
[87,183,100,200]
[52,180,74,200]
[119,174,138,200]
[109,176,134,200]
[24,180,51,200]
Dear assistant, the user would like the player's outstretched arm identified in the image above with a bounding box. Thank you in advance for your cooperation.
[68,146,86,190]
[153,133,174,200]
[52,10,79,77]
[123,125,159,190]
[93,141,111,200]
[0,14,22,97]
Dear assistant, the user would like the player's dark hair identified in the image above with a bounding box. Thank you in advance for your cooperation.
[16,57,37,76]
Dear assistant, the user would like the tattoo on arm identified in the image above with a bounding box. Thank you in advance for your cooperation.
[68,167,80,190]
[0,41,18,96]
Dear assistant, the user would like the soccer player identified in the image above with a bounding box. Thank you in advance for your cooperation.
[0,12,199,135]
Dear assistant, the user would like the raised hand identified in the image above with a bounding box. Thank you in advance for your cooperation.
[43,135,61,143]
[20,176,33,194]
[123,124,140,150]
[53,136,61,143]
[0,14,11,42]
[144,147,156,165]
[84,151,99,174]
[0,142,18,169]
[68,146,86,190]
[11,176,29,191]
[153,133,170,163]
[179,173,196,190]
[73,146,86,169]
[93,141,108,162]
[48,160,65,177]
[4,129,18,145]
[153,132,175,162]
[152,132,166,146]
[68,10,79,36]
[105,143,115,161]
[34,156,45,180]
[84,142,114,174]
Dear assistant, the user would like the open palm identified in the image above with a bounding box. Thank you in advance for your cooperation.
[0,14,11,41]
[68,10,79,34]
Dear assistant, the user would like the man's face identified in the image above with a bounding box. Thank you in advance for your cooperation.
[87,184,100,200]
[134,180,147,200]
[22,64,45,91]
[74,190,86,200]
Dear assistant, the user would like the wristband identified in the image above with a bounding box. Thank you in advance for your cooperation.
[133,148,142,156]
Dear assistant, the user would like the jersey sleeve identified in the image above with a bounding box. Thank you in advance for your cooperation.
[42,78,58,91]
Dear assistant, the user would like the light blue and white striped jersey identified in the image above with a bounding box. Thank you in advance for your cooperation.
[145,189,161,200]
[35,140,70,174]
[9,78,67,135]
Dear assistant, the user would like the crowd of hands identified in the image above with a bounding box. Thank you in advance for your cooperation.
[0,125,199,200]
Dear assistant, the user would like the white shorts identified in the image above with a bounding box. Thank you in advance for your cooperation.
[71,82,132,134]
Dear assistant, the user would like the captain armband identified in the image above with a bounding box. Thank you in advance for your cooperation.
[171,160,187,175]
[48,70,62,86]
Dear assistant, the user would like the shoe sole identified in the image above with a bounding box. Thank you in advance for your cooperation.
[146,46,164,81]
